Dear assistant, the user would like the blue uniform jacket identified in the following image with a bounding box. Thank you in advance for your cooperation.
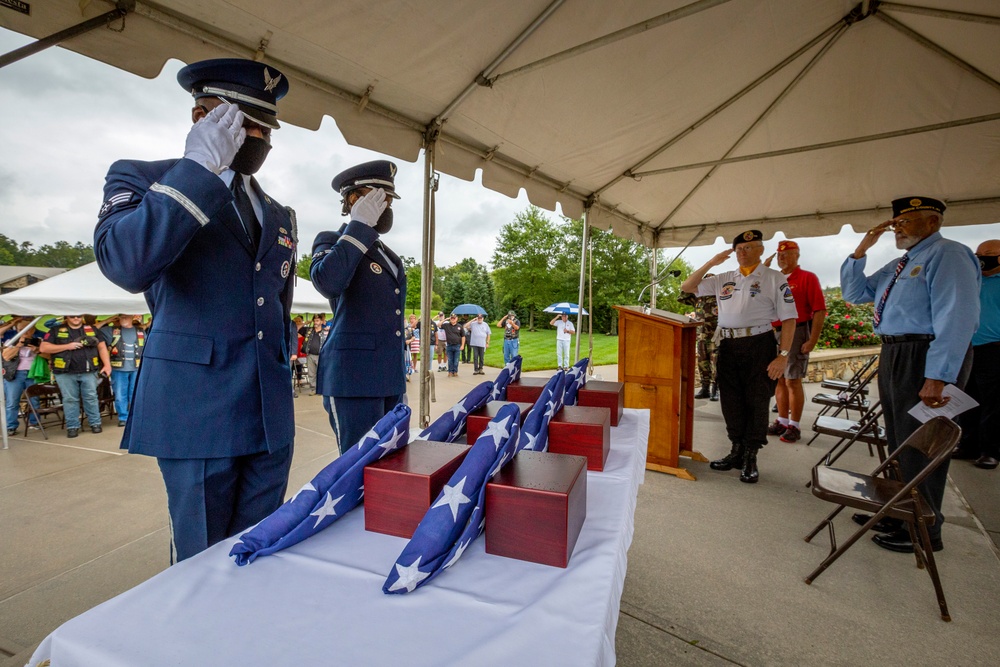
[310,221,407,398]
[94,158,296,458]
[841,231,980,383]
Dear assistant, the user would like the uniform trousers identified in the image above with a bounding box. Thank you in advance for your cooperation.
[878,340,972,540]
[716,332,778,448]
[157,444,293,562]
[327,394,403,455]
[957,343,1000,459]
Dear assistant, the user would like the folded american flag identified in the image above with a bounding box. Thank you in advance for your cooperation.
[489,355,522,400]
[508,355,523,383]
[229,404,410,565]
[383,402,522,594]
[516,371,565,453]
[414,381,492,443]
[562,357,590,406]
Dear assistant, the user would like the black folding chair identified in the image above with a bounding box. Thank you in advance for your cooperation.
[819,353,878,394]
[804,416,961,621]
[22,383,65,440]
[810,366,878,425]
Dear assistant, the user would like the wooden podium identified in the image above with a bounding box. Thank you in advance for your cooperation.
[614,305,707,480]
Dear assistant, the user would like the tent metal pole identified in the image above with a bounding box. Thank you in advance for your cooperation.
[418,141,439,428]
[593,19,843,197]
[876,12,1000,93]
[431,0,566,127]
[491,0,733,85]
[879,3,1000,25]
[655,22,848,227]
[574,207,591,364]
[649,245,658,309]
[0,1,134,70]
[632,111,1000,178]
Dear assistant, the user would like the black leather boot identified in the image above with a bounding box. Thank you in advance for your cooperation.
[740,445,760,484]
[710,442,745,471]
[710,384,719,401]
[694,384,711,399]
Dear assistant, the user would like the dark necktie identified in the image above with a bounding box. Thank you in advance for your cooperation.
[873,253,909,327]
[232,176,262,249]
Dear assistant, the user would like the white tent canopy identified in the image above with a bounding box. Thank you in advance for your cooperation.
[3,0,998,247]
[0,262,331,316]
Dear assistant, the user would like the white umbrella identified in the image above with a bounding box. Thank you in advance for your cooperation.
[543,302,589,316]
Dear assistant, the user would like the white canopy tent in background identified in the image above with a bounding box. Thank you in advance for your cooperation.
[2,0,998,427]
[0,262,332,316]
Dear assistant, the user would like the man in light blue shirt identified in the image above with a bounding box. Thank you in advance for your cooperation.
[954,239,1000,470]
[841,196,980,553]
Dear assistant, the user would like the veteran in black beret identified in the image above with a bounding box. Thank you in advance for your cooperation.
[681,229,798,483]
[311,160,407,453]
[94,58,297,562]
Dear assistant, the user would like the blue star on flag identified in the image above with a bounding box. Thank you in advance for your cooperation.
[383,403,522,594]
[229,404,411,565]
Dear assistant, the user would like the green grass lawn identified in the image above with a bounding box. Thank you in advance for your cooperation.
[480,329,618,372]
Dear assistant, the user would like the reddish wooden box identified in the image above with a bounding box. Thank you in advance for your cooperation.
[577,380,625,426]
[466,401,533,444]
[505,377,550,404]
[364,441,471,538]
[485,450,587,568]
[547,405,611,471]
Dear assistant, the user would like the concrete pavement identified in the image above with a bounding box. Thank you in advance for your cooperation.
[1,361,998,666]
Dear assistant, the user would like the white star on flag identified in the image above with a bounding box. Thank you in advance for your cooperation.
[449,401,468,420]
[309,492,344,528]
[521,431,538,451]
[360,427,379,444]
[544,400,558,419]
[379,427,405,453]
[575,373,586,388]
[432,476,472,521]
[389,557,431,593]
[442,538,471,569]
[481,415,511,449]
[290,482,316,503]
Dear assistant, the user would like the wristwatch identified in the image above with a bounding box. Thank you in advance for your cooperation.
[779,350,789,357]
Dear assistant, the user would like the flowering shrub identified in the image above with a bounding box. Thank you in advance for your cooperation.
[816,291,878,349]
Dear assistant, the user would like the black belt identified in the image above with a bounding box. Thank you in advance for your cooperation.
[880,334,935,344]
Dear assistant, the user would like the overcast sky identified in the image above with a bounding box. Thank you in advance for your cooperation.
[2,27,997,293]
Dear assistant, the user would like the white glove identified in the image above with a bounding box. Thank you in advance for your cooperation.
[183,103,246,175]
[351,188,387,227]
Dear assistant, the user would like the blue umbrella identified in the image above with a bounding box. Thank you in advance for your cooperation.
[543,302,589,316]
[451,303,487,316]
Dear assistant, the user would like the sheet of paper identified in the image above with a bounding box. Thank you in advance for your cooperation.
[907,384,979,424]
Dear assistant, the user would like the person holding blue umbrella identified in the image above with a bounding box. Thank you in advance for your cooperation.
[549,312,576,370]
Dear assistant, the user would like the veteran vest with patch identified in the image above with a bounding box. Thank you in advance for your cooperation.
[49,324,100,374]
[108,327,144,369]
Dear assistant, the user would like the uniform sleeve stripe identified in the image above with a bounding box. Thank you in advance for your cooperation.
[340,234,368,253]
[149,182,210,226]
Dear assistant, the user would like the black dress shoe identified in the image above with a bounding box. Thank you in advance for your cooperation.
[67,428,79,438]
[852,513,902,533]
[974,455,999,470]
[739,447,759,484]
[872,529,943,553]
[710,442,745,471]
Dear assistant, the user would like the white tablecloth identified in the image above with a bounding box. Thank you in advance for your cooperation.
[29,410,649,667]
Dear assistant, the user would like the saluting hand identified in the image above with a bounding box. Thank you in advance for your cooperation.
[352,188,387,227]
[184,103,246,175]
[763,253,775,268]
[709,249,734,267]
[853,220,892,259]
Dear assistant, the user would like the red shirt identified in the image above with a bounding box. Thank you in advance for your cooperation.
[772,266,826,326]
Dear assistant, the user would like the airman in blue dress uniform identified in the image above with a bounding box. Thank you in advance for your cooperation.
[310,161,407,454]
[94,59,297,562]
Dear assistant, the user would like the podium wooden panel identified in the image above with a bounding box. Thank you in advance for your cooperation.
[614,305,707,480]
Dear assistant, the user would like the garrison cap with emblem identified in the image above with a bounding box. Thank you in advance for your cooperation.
[331,160,402,200]
[177,58,289,130]
[892,196,946,218]
[732,229,763,249]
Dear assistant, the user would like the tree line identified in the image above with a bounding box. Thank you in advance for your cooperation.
[0,234,96,269]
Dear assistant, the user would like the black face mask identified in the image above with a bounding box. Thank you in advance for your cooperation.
[230,136,271,175]
[374,207,393,234]
[977,254,1000,272]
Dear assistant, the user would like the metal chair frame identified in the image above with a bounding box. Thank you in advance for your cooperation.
[21,383,65,440]
[803,416,961,621]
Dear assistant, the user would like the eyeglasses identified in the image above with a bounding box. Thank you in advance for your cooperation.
[735,244,763,253]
